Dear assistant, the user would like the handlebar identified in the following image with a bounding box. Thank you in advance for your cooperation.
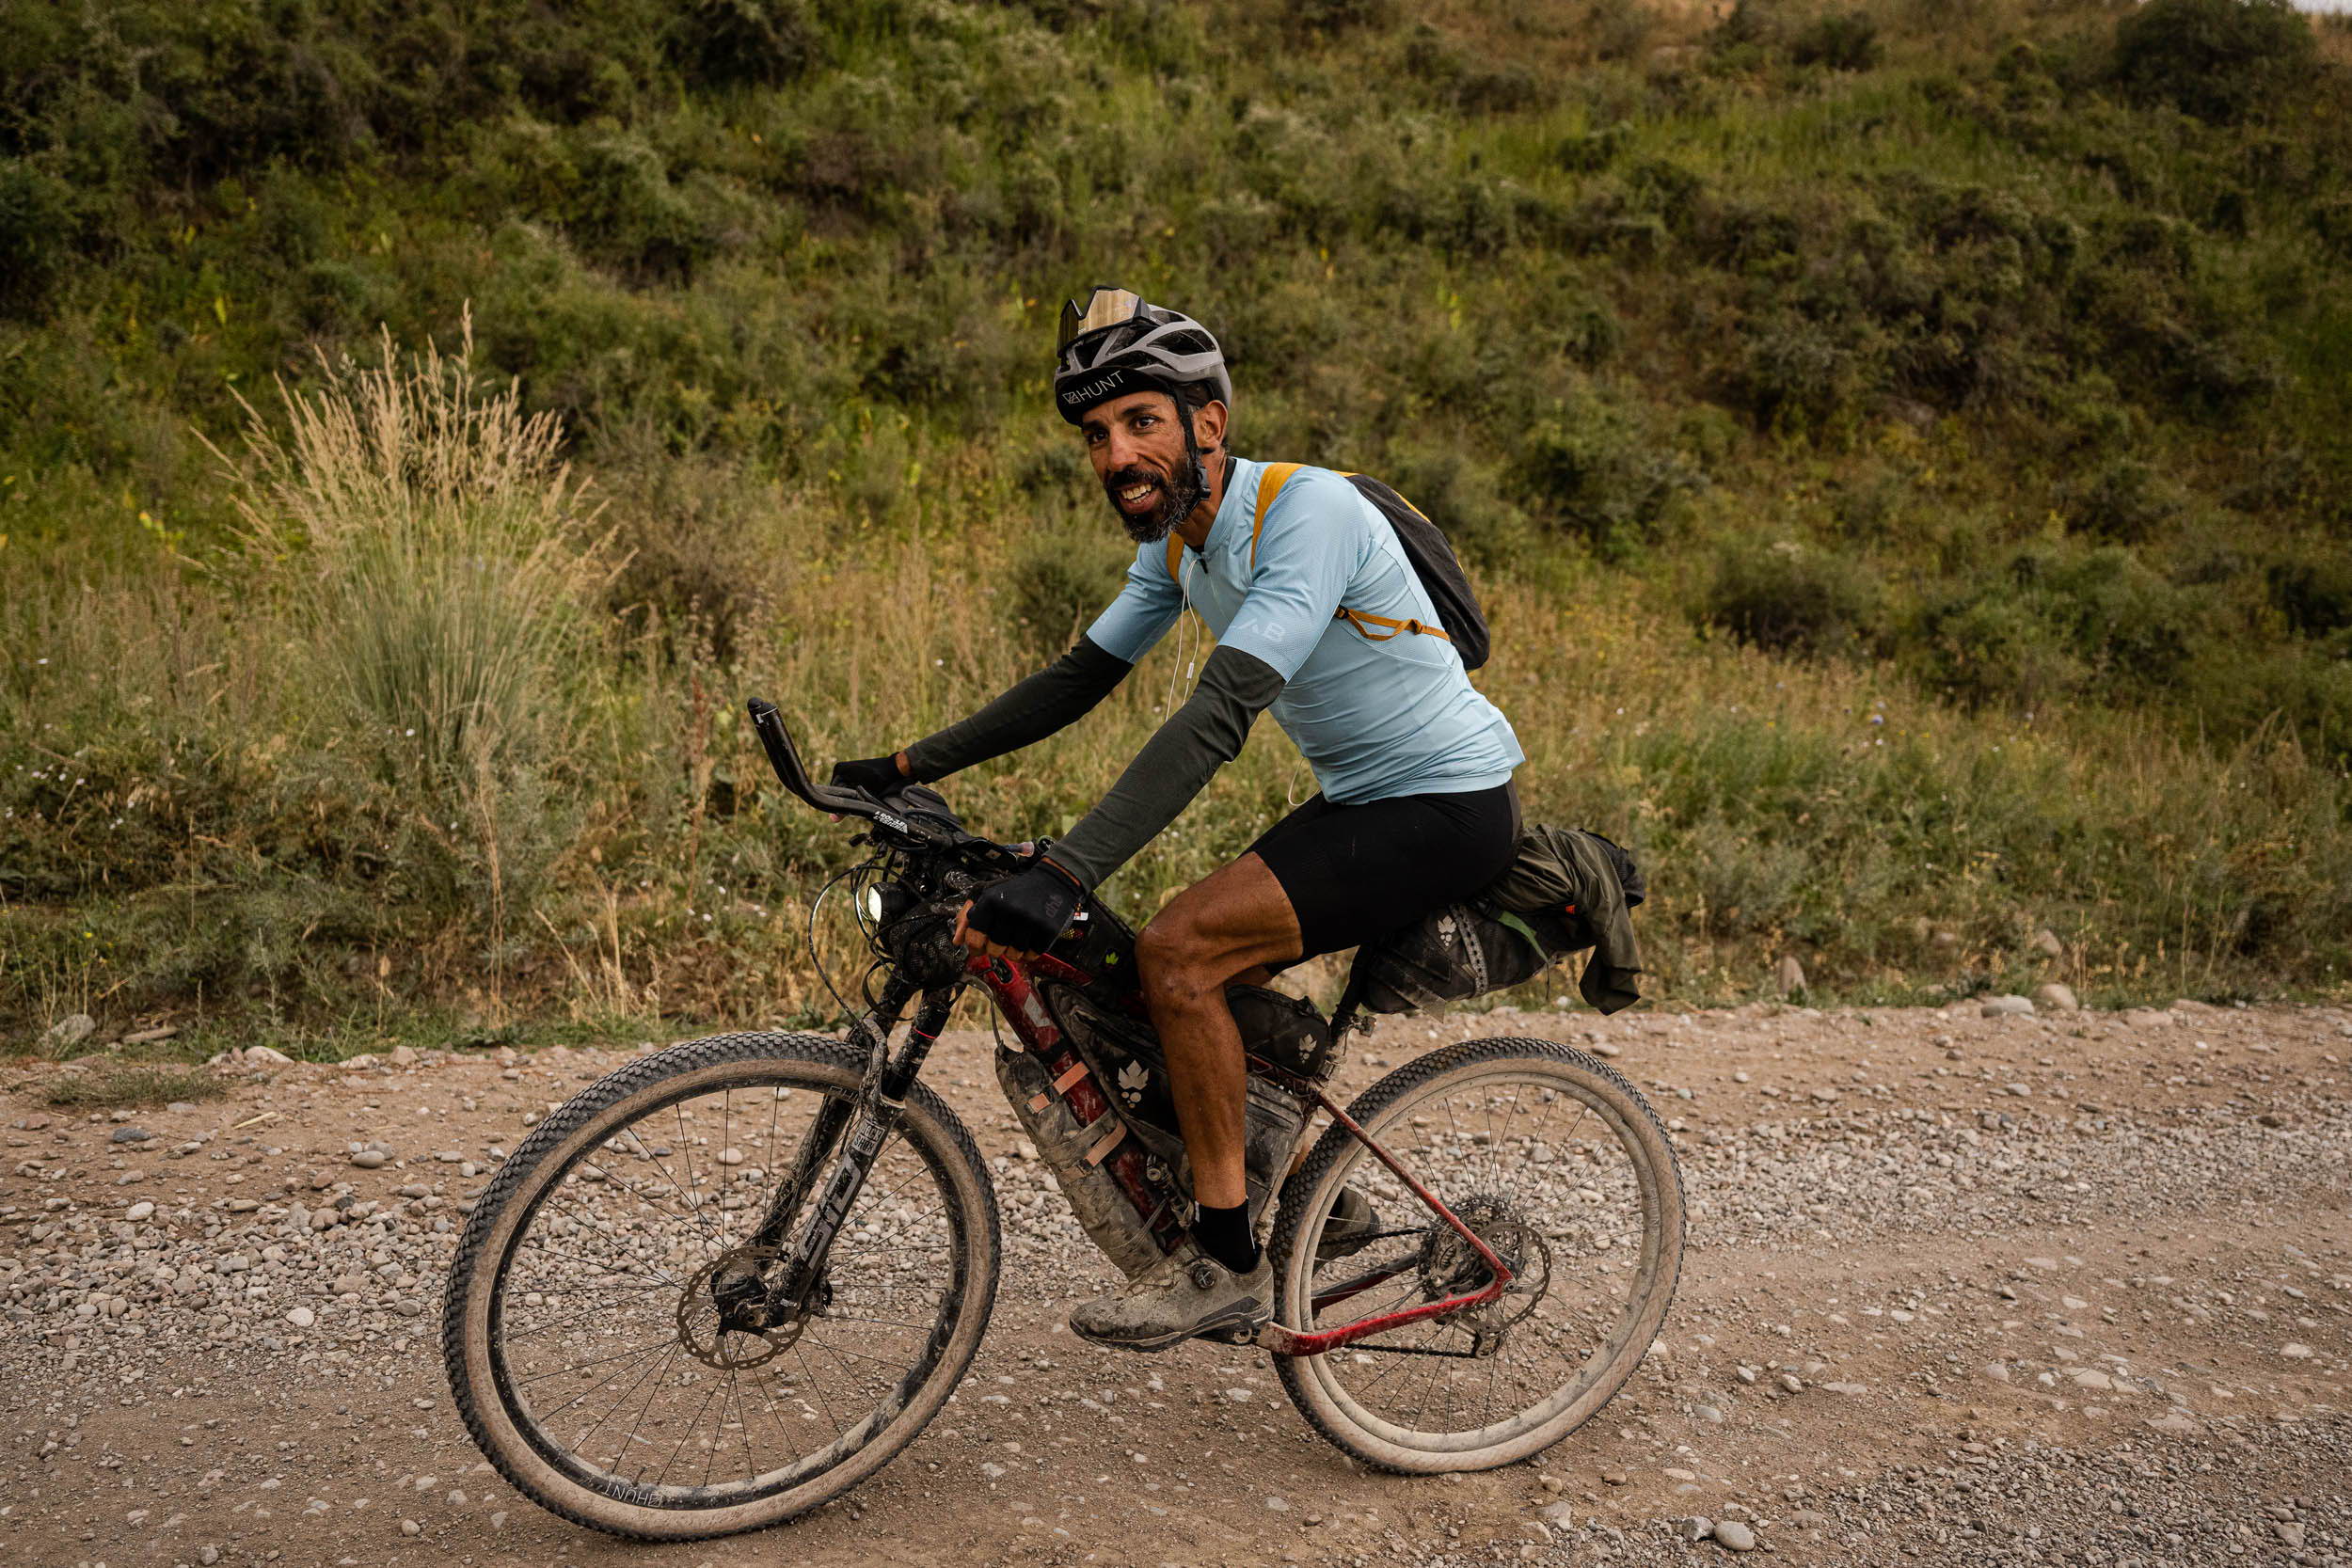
[747,699,882,818]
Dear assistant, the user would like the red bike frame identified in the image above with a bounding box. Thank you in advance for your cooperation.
[967,950,1511,1360]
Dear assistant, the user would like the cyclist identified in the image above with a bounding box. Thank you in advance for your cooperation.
[832,287,1523,1350]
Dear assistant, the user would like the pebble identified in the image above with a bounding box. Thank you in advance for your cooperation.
[244,1045,295,1065]
[287,1307,316,1328]
[2033,982,2079,1012]
[44,1013,97,1047]
[717,1147,746,1165]
[1980,995,2035,1018]
[1713,1520,1758,1552]
[350,1149,389,1169]
[2280,1342,2313,1358]
[1538,1500,1575,1526]
[1676,1516,1713,1543]
[125,1200,155,1222]
[109,1126,154,1144]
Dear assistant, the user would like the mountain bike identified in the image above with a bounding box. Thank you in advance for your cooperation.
[438,701,1684,1541]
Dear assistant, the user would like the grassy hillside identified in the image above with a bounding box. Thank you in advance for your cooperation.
[4,0,2349,1055]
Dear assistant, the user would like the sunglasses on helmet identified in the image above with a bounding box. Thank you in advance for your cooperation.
[1057,287,1146,352]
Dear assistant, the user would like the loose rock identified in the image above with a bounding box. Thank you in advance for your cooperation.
[44,1013,97,1047]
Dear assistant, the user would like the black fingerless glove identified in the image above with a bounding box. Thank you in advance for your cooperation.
[830,754,906,796]
[966,857,1086,954]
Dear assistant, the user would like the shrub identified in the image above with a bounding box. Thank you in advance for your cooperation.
[1556,122,1632,174]
[2059,457,2182,543]
[2111,0,2317,124]
[2268,551,2352,638]
[1009,527,1129,652]
[1699,538,1885,657]
[1725,313,1880,440]
[1909,588,2083,711]
[1791,10,1881,71]
[219,318,609,931]
[0,159,73,320]
[1514,385,1706,561]
[663,0,819,88]
[2028,547,2201,689]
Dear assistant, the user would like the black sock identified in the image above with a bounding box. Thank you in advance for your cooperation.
[1193,1200,1260,1275]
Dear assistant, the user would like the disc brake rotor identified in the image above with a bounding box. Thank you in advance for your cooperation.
[1415,1192,1554,1345]
[676,1244,811,1370]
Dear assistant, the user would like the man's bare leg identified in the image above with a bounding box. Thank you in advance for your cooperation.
[1133,853,1302,1211]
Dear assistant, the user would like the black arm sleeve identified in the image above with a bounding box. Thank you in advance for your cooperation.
[1047,644,1286,889]
[902,635,1132,783]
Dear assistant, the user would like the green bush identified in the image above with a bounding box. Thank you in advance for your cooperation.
[2059,456,2183,543]
[1009,526,1129,652]
[1791,9,1882,71]
[1514,385,1707,561]
[664,0,820,88]
[2268,551,2352,638]
[1699,538,1885,657]
[2111,0,2317,125]
[0,159,72,319]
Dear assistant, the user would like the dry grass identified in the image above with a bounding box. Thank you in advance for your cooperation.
[42,1064,230,1111]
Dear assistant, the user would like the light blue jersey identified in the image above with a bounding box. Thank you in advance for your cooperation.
[1086,458,1522,803]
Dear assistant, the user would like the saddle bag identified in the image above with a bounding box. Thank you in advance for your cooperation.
[1353,825,1645,1017]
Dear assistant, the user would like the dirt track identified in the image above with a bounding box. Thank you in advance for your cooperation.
[6,997,2349,1567]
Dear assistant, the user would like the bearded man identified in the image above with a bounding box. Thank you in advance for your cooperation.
[831,288,1523,1350]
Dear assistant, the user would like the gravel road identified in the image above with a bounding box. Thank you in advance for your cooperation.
[6,997,2348,1567]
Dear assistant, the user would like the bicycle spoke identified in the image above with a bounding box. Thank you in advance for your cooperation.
[457,1045,993,1521]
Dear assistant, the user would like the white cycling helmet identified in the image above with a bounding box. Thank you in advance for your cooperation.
[1053,287,1232,425]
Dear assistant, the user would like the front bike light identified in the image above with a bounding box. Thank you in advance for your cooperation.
[863,882,914,927]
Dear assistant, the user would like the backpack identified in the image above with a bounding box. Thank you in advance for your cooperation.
[1166,462,1492,671]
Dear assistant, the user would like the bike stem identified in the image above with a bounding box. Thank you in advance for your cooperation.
[764,979,960,1310]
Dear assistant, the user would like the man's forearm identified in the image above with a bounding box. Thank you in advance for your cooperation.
[1049,645,1285,888]
[903,636,1131,782]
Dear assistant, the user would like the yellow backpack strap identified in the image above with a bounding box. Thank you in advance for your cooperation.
[1165,532,1184,584]
[1336,608,1452,642]
[1249,462,1302,573]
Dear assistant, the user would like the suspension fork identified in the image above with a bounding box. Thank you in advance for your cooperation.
[760,979,959,1312]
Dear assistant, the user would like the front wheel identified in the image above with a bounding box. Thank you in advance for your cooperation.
[1268,1037,1683,1473]
[441,1032,999,1540]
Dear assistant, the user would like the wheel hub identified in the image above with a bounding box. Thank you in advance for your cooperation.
[677,1244,820,1369]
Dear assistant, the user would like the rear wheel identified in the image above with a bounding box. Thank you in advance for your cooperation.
[1268,1037,1682,1473]
[441,1032,998,1540]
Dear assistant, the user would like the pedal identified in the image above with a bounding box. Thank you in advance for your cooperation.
[1200,1320,1263,1347]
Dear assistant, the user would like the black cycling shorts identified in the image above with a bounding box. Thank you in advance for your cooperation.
[1247,782,1521,962]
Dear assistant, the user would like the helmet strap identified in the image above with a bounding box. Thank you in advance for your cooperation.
[1170,395,1213,526]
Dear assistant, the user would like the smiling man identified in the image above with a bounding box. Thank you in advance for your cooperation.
[830,288,1523,1350]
